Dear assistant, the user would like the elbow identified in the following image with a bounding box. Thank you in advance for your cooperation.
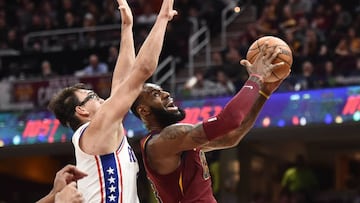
[137,61,156,77]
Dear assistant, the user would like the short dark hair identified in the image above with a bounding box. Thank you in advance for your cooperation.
[48,83,89,131]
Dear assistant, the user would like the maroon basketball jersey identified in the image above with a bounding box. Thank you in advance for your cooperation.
[140,132,217,203]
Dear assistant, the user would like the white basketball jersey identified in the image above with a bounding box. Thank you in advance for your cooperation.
[72,122,140,203]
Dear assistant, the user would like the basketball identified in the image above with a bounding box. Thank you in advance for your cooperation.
[246,36,293,82]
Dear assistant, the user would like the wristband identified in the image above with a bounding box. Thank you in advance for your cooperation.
[259,90,270,99]
[250,73,264,82]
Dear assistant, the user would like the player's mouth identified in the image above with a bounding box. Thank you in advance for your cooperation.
[165,99,178,111]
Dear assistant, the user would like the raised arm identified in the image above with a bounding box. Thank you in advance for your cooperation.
[103,0,177,119]
[83,0,177,154]
[146,44,289,173]
[201,55,291,151]
[110,0,135,95]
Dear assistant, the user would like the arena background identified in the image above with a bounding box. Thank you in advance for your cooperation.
[0,0,360,202]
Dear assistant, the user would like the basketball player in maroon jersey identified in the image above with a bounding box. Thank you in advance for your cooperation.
[130,44,290,202]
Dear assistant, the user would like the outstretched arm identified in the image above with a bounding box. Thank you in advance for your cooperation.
[111,0,135,95]
[102,0,178,119]
[147,43,286,174]
[82,0,177,155]
[202,55,291,151]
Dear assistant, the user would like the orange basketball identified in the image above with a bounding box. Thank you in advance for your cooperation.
[246,36,293,82]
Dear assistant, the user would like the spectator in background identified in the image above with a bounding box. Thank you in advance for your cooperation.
[293,60,320,91]
[100,0,121,25]
[214,70,236,96]
[61,12,80,29]
[334,37,357,76]
[40,60,57,79]
[76,54,108,76]
[281,154,319,203]
[319,60,339,88]
[136,3,157,26]
[107,45,119,71]
[5,28,22,50]
[205,51,225,80]
[352,57,360,76]
[182,69,218,98]
[348,27,360,55]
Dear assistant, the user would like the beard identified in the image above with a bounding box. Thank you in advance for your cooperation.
[150,107,186,128]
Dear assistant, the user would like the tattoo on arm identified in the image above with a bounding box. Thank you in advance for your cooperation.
[160,124,209,150]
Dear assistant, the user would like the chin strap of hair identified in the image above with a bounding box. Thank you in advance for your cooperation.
[202,76,262,141]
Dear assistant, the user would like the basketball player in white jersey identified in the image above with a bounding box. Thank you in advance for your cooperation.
[48,0,177,202]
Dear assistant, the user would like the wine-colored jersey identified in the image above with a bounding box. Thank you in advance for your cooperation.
[140,132,217,203]
[72,122,140,203]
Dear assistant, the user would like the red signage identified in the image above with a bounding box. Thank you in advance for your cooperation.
[12,74,112,107]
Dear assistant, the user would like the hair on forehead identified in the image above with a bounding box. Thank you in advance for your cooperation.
[130,83,161,119]
[143,83,161,91]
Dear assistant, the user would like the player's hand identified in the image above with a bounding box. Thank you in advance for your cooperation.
[55,182,84,203]
[117,0,133,26]
[240,42,284,81]
[52,164,88,193]
[158,0,178,21]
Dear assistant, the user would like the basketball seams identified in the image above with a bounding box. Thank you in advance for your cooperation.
[277,55,292,66]
[246,36,292,82]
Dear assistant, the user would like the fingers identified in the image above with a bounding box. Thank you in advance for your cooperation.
[159,0,178,21]
[240,59,251,68]
[55,182,84,203]
[259,41,269,59]
[73,169,88,181]
[58,164,88,183]
[67,181,78,188]
[269,47,281,62]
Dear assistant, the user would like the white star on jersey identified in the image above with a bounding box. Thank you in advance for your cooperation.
[108,194,117,202]
[108,176,116,184]
[109,185,116,193]
[107,167,115,175]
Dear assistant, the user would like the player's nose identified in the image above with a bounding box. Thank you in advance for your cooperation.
[161,90,170,98]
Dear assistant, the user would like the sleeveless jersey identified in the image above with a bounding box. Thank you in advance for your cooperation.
[140,132,217,203]
[72,122,140,203]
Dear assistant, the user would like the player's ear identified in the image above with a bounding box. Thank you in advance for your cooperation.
[75,106,90,117]
[138,105,150,117]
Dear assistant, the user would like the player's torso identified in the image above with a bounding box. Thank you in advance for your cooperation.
[73,124,140,203]
[141,135,216,203]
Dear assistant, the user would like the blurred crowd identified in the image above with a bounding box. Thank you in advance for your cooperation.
[0,0,360,99]
[180,0,360,99]
[0,0,225,80]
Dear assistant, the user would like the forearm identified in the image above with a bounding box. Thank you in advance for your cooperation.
[203,93,267,151]
[111,23,135,94]
[134,17,169,75]
[202,75,263,141]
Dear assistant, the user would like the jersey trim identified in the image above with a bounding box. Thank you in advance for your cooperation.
[179,171,184,196]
